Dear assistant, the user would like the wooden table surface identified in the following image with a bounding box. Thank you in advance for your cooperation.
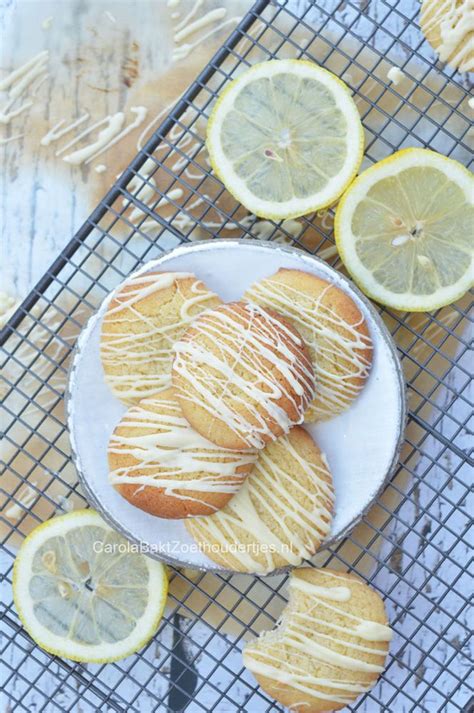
[1,0,245,306]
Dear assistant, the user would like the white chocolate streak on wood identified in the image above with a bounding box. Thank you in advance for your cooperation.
[5,482,38,520]
[63,113,125,165]
[0,292,21,326]
[85,106,147,163]
[156,187,184,206]
[0,100,33,125]
[40,113,90,146]
[184,164,205,179]
[170,139,201,172]
[234,18,265,56]
[174,0,204,32]
[0,50,49,124]
[0,50,48,91]
[0,132,24,145]
[94,164,107,173]
[104,10,116,24]
[63,106,147,165]
[172,16,240,62]
[239,216,302,244]
[56,116,110,156]
[129,188,184,223]
[31,74,48,96]
[174,8,226,43]
[3,59,47,104]
[136,99,178,151]
[318,244,339,261]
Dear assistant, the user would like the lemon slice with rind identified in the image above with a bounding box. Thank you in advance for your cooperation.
[13,509,168,663]
[207,59,364,220]
[335,148,474,312]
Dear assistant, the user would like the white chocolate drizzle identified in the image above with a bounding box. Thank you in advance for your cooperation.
[174,0,204,32]
[109,395,256,510]
[0,292,21,327]
[245,274,372,420]
[101,272,219,403]
[56,116,109,156]
[85,106,147,164]
[0,133,24,146]
[0,50,48,91]
[137,100,177,151]
[5,482,38,520]
[240,215,302,244]
[421,0,474,72]
[172,17,241,62]
[243,572,391,705]
[186,430,333,573]
[353,621,393,642]
[291,578,352,601]
[0,50,49,125]
[173,302,316,448]
[40,113,90,146]
[52,108,146,166]
[63,113,125,165]
[174,8,227,43]
[387,66,406,85]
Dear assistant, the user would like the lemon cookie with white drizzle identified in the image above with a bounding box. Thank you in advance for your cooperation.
[243,568,391,712]
[420,0,474,74]
[100,271,221,405]
[172,301,316,450]
[185,426,333,573]
[245,269,373,421]
[108,388,257,518]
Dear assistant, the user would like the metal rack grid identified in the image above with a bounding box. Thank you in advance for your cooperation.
[1,0,472,711]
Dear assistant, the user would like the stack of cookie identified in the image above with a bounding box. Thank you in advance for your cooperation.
[101,268,373,575]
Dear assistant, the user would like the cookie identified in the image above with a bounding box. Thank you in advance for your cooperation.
[245,269,372,421]
[243,568,392,712]
[420,0,473,73]
[100,271,221,404]
[172,301,315,450]
[185,426,333,573]
[108,388,257,518]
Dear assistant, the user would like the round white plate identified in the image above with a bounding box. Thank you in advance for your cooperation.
[67,240,406,572]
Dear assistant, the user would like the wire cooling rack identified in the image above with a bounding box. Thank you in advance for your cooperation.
[1,1,472,711]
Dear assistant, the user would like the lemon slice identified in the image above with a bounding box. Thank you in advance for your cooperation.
[206,59,364,220]
[335,148,474,312]
[13,510,168,663]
